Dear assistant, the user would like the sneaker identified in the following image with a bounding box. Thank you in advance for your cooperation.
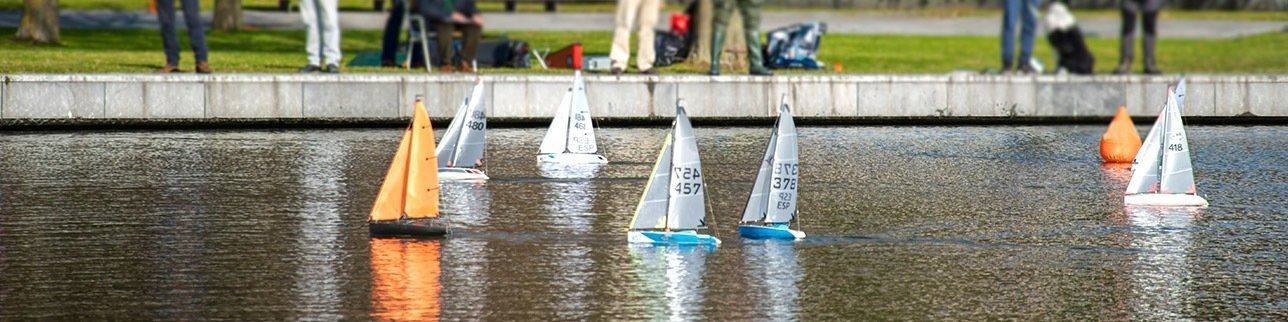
[439,65,454,73]
[457,62,473,73]
[299,64,322,73]
[637,68,657,75]
[1017,64,1037,75]
[195,61,212,74]
[157,64,180,73]
[610,67,624,76]
[325,64,341,74]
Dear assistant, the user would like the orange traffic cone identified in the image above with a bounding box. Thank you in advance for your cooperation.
[1100,106,1141,163]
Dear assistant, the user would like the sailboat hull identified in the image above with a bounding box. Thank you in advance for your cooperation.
[537,153,609,165]
[738,224,806,240]
[628,231,721,246]
[369,218,449,237]
[1124,194,1209,207]
[438,168,489,182]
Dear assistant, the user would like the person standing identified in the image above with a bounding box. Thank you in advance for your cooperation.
[380,0,406,67]
[419,0,483,72]
[710,0,771,76]
[609,0,660,75]
[299,0,342,73]
[156,0,211,73]
[1000,0,1039,74]
[1114,0,1162,74]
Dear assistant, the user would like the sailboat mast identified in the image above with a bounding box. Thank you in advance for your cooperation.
[1154,91,1171,190]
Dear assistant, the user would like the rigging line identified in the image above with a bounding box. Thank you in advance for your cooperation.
[703,181,719,239]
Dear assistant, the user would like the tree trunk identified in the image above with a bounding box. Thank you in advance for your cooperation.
[15,0,59,44]
[213,0,242,31]
[688,0,714,65]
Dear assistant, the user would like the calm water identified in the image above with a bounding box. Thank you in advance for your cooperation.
[1,126,1286,320]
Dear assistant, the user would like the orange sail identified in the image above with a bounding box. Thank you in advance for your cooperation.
[1100,106,1142,163]
[370,238,442,321]
[370,99,441,221]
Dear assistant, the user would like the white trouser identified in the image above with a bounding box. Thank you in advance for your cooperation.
[609,0,660,71]
[300,0,342,66]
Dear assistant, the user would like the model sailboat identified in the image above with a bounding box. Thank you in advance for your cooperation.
[369,96,449,237]
[437,78,489,182]
[738,96,805,240]
[1125,80,1208,207]
[538,71,609,165]
[627,101,721,246]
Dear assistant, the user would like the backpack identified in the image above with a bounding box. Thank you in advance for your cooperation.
[653,30,685,67]
[763,22,826,70]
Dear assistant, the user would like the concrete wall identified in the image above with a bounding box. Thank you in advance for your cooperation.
[1,74,1284,125]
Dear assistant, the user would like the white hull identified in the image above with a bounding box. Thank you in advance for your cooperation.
[438,168,489,182]
[1124,193,1209,207]
[537,153,608,165]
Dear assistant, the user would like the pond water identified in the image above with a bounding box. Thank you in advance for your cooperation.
[1,126,1285,320]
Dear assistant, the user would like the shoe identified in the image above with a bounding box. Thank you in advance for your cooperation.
[1017,64,1037,75]
[1113,62,1131,75]
[381,59,397,68]
[195,61,211,74]
[325,64,341,74]
[610,67,624,76]
[750,67,773,76]
[745,29,772,76]
[438,65,454,73]
[299,64,322,73]
[638,68,657,75]
[457,62,473,73]
[157,64,180,73]
[1143,59,1161,75]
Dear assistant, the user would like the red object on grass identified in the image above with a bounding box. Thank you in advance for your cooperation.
[670,13,690,35]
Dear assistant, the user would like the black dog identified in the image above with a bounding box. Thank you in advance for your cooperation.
[1046,2,1095,74]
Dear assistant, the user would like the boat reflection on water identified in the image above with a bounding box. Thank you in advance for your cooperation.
[539,174,598,316]
[1124,206,1200,320]
[369,239,442,320]
[537,163,603,179]
[741,240,803,320]
[629,245,712,321]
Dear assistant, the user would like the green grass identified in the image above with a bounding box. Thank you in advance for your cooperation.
[2,27,1285,74]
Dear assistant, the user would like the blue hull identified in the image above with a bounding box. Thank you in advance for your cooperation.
[628,231,721,246]
[738,224,805,240]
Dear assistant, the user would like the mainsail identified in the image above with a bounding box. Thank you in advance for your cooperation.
[1132,78,1186,172]
[437,79,487,168]
[1157,91,1196,194]
[764,104,799,224]
[371,99,441,221]
[666,105,706,230]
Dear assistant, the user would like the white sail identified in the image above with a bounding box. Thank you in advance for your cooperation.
[765,104,799,224]
[631,133,674,230]
[1132,77,1185,172]
[1158,91,1197,194]
[740,121,778,223]
[435,96,469,167]
[1125,92,1169,195]
[450,79,488,168]
[539,90,574,154]
[566,71,599,154]
[666,105,706,230]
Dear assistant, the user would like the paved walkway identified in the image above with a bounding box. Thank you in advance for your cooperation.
[0,9,1283,38]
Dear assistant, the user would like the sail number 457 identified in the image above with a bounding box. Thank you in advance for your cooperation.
[673,167,702,195]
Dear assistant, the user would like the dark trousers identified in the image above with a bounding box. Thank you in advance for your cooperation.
[379,0,406,62]
[1119,0,1160,64]
[157,0,208,65]
[432,22,481,67]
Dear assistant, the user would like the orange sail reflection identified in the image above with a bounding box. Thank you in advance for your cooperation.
[370,238,442,321]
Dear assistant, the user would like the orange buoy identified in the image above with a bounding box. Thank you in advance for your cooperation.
[1100,106,1142,163]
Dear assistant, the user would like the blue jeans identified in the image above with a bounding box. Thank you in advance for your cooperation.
[1000,0,1037,70]
[156,0,208,65]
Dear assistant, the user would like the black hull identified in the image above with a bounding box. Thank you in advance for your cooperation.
[369,219,449,237]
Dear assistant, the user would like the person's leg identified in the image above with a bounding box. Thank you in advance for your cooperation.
[1115,0,1141,74]
[458,23,482,70]
[299,0,322,67]
[1018,0,1037,72]
[1000,0,1018,71]
[318,0,342,69]
[179,0,209,72]
[610,0,642,72]
[380,0,406,65]
[156,0,181,68]
[635,0,660,72]
[1141,0,1161,74]
[434,21,455,69]
[710,0,734,75]
[738,0,770,75]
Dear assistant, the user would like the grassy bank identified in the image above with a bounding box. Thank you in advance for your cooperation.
[2,28,1285,74]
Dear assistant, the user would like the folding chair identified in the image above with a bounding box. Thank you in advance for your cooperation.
[402,0,432,72]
